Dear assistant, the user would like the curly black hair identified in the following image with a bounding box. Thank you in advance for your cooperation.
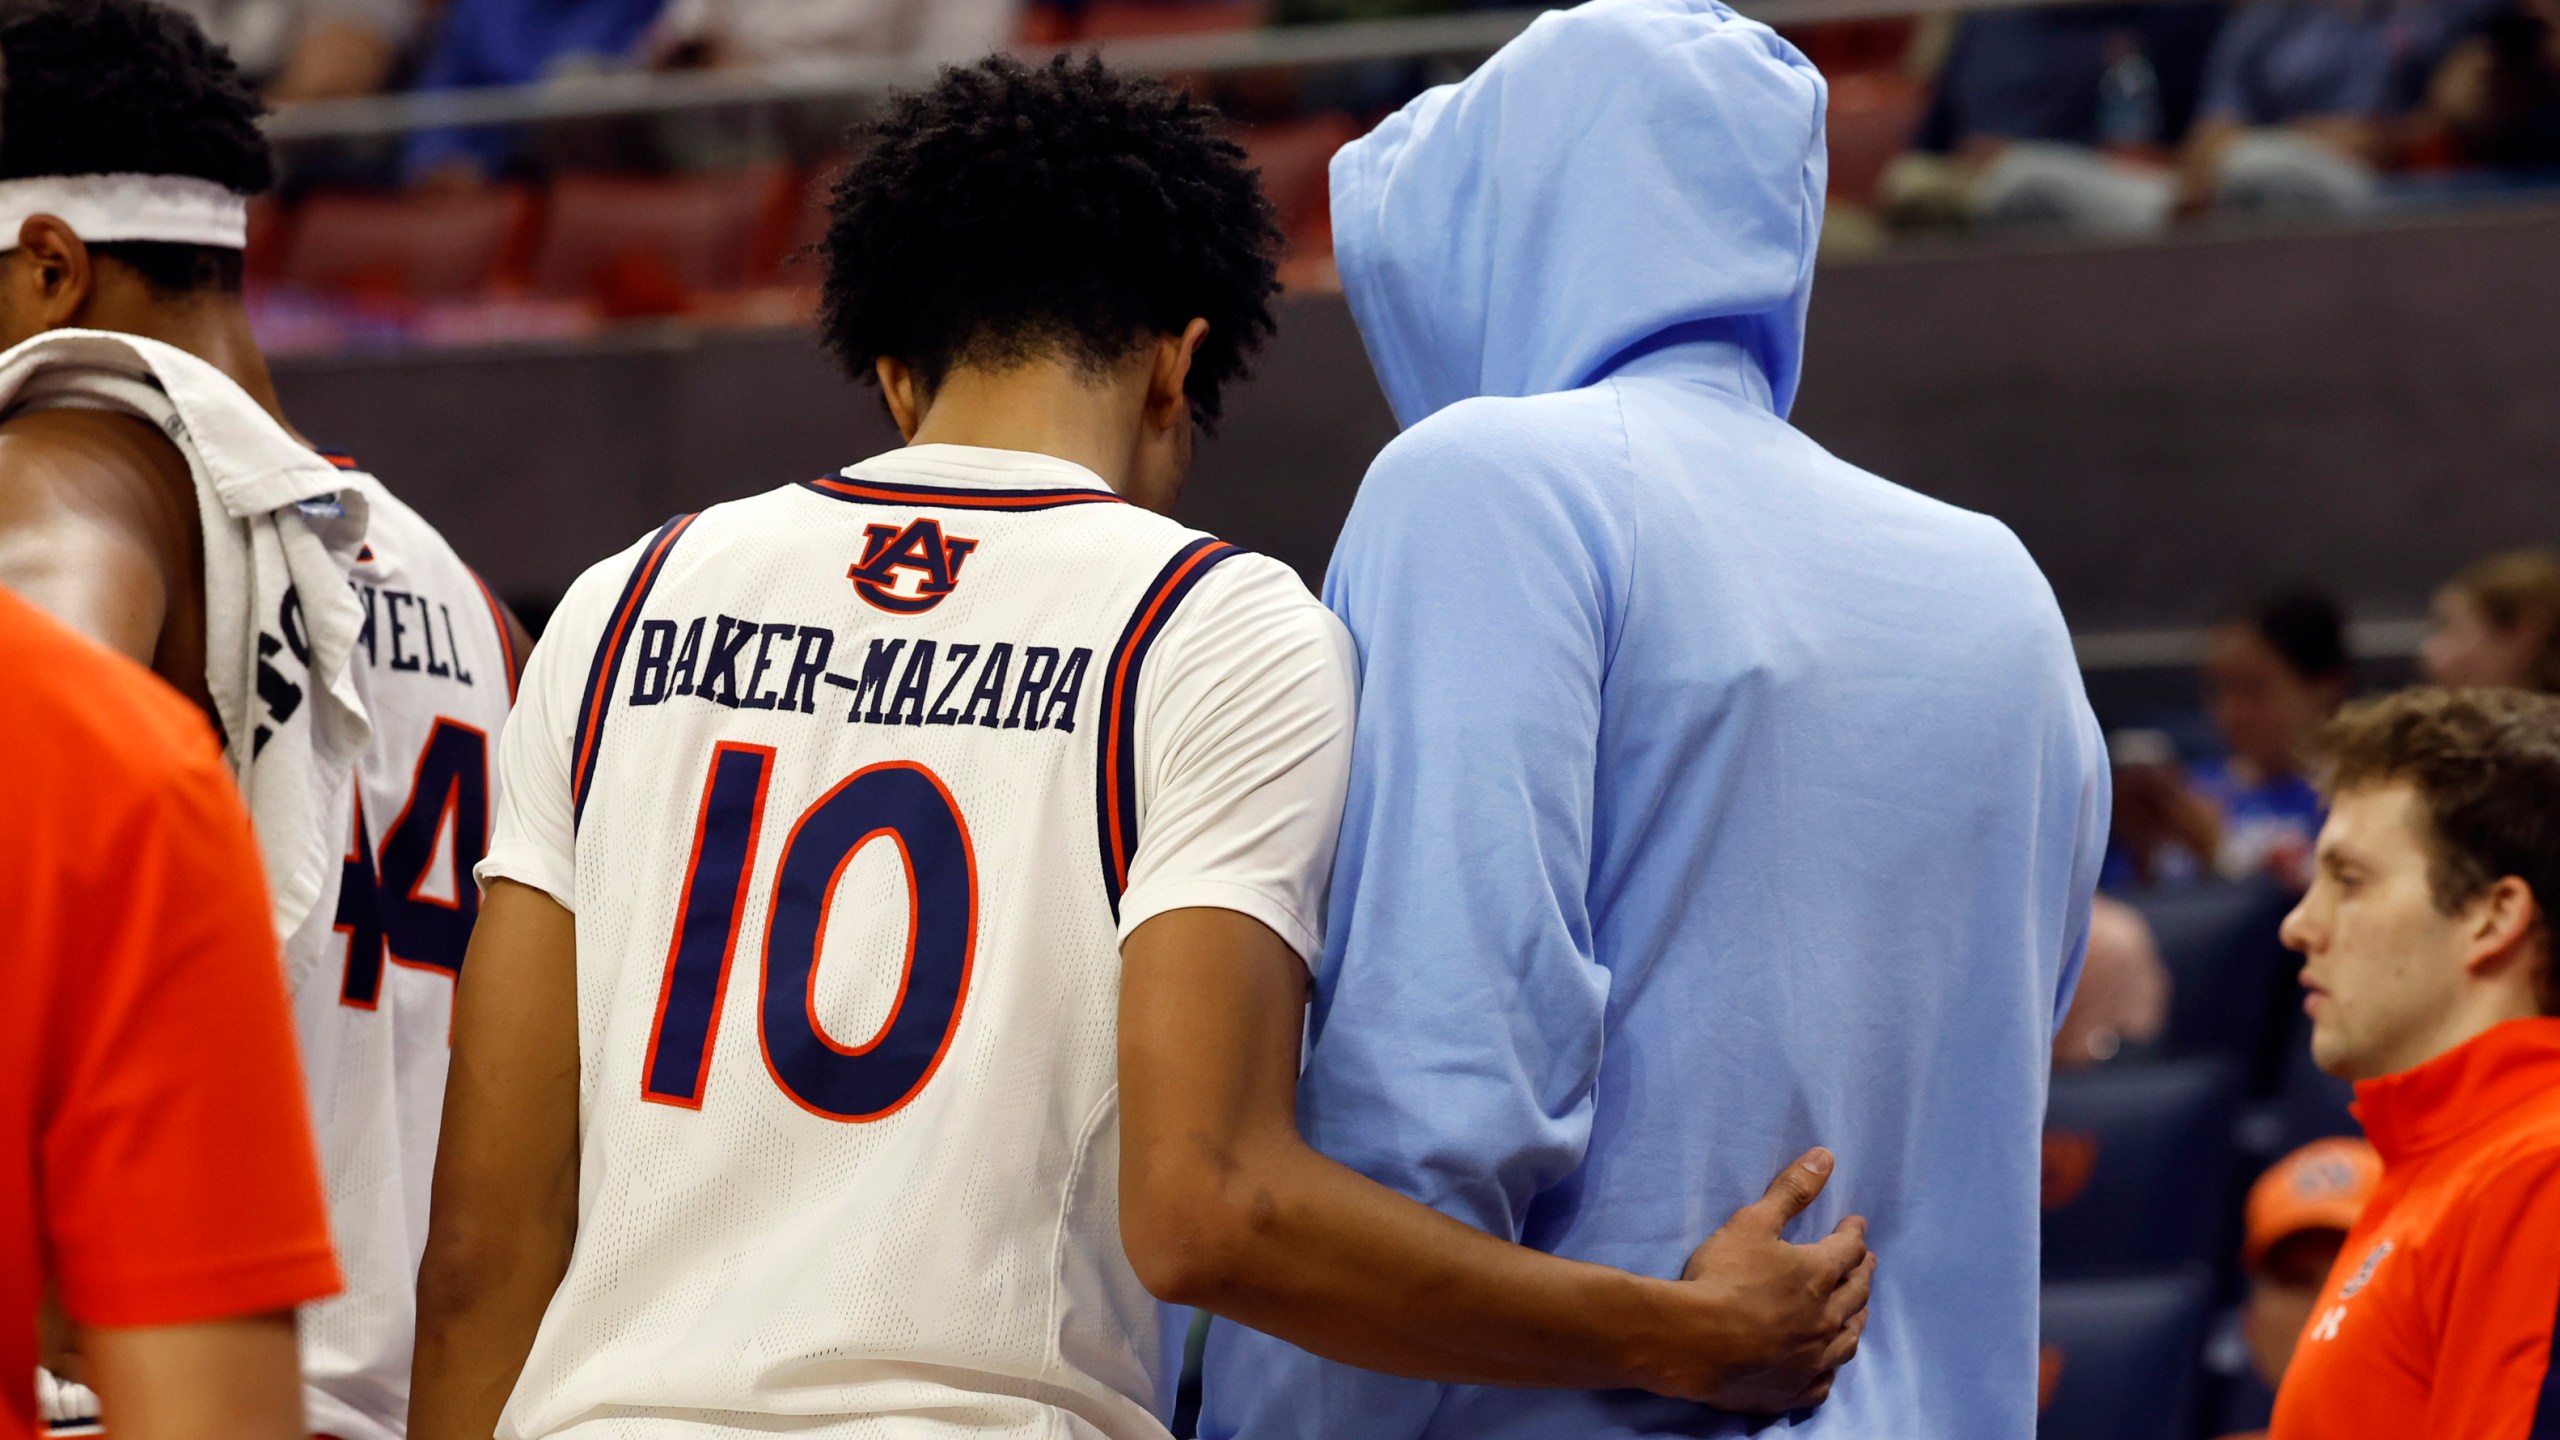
[819,55,1281,430]
[0,0,273,295]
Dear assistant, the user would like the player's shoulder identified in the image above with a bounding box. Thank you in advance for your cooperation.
[346,472,449,555]
[0,586,225,796]
[1343,391,1636,560]
[542,516,696,644]
[1186,548,1331,625]
[1159,549,1354,685]
[341,470,493,591]
[0,403,193,503]
[1371,389,1619,497]
[2467,1097,2560,1190]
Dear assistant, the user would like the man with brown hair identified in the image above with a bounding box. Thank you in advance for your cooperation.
[2269,686,2560,1439]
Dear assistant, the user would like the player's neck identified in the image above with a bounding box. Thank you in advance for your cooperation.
[903,362,1145,495]
[80,294,309,445]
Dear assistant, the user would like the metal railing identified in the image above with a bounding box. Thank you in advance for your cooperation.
[2075,618,2427,671]
[263,0,2149,143]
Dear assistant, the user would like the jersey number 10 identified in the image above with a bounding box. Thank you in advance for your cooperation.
[641,744,980,1122]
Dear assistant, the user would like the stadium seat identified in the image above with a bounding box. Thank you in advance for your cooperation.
[2211,1362,2279,1438]
[531,168,801,317]
[2125,879,2296,1066]
[1076,0,1270,40]
[244,195,290,284]
[2271,1014,2361,1149]
[774,154,861,287]
[278,186,539,300]
[1237,115,1362,256]
[2039,1270,2214,1440]
[2044,1057,2240,1274]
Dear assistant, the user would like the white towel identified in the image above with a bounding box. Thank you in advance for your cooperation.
[0,330,373,976]
[35,1367,100,1433]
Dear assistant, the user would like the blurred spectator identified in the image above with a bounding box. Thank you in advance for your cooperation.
[2115,589,2352,888]
[1883,4,2225,234]
[2176,0,2497,218]
[1918,5,2227,151]
[2238,1139,2380,1393]
[1893,0,2502,232]
[401,0,670,181]
[651,0,1017,69]
[2426,0,2560,165]
[2420,546,2560,690]
[2056,894,2174,1067]
[163,0,419,99]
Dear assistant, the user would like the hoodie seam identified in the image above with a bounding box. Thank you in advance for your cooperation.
[1788,37,1827,417]
[1598,380,1640,687]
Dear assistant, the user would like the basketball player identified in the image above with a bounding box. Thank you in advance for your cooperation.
[0,4,526,1437]
[413,56,1871,1440]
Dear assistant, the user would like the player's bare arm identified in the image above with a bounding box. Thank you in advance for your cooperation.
[411,879,583,1440]
[75,1313,307,1440]
[0,406,199,679]
[1119,906,1875,1412]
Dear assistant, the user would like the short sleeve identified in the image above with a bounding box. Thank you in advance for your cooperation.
[1115,554,1358,967]
[477,545,638,909]
[43,741,341,1327]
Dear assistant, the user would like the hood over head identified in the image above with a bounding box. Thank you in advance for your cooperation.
[1328,0,1828,427]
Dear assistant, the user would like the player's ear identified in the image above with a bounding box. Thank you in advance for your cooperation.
[13,216,93,329]
[1144,319,1209,434]
[876,355,925,443]
[2463,874,2543,985]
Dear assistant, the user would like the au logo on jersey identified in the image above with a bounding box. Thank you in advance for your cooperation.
[848,518,979,615]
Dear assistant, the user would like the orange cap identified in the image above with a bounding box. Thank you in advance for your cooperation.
[2243,1137,2382,1273]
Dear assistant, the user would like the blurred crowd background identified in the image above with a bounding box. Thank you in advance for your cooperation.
[209,0,2560,348]
[216,2,2560,1437]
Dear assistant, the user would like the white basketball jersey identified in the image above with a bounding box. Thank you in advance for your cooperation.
[478,444,1354,1440]
[291,465,519,1440]
[0,349,513,1440]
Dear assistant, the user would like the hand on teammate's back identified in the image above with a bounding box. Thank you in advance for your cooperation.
[1658,1148,1874,1413]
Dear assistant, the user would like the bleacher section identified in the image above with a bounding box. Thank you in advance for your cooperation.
[2035,877,2362,1439]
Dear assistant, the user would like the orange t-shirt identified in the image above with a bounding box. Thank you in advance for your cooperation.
[0,588,341,1440]
[2270,1017,2560,1440]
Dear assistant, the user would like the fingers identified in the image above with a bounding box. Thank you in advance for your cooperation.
[1824,1253,1876,1327]
[1736,1147,1835,1232]
[1806,1216,1869,1285]
[1785,1375,1835,1410]
[1818,1307,1870,1373]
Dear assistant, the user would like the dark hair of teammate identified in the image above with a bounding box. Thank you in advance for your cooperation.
[0,0,274,296]
[818,54,1282,429]
[2235,586,2352,685]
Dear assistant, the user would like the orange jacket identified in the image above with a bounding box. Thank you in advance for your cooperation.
[2272,1017,2560,1440]
[0,590,341,1440]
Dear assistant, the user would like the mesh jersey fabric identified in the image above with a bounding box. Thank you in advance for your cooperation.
[297,471,521,1440]
[478,444,1354,1440]
[0,357,518,1440]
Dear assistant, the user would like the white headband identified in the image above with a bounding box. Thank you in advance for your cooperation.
[0,173,248,249]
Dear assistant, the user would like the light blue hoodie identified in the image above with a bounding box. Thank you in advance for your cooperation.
[1196,3,2109,1437]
